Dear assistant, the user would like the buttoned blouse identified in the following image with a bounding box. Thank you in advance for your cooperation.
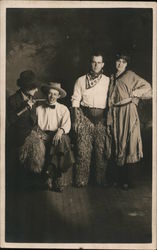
[71,74,110,109]
[36,102,71,134]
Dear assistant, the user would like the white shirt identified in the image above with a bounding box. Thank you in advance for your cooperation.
[36,102,71,134]
[71,74,110,109]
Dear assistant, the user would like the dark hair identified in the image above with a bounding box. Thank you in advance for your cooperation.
[90,51,104,63]
[115,52,131,64]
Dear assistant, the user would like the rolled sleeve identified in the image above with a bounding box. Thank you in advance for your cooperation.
[60,107,71,134]
[71,78,82,107]
[132,73,152,99]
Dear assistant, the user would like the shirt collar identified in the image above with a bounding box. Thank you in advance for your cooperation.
[48,101,58,106]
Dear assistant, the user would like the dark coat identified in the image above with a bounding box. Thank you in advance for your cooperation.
[6,89,37,147]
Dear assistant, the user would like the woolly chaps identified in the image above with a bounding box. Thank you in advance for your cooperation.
[74,109,110,187]
[19,130,46,174]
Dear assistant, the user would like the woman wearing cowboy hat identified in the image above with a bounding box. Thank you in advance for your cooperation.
[36,82,75,192]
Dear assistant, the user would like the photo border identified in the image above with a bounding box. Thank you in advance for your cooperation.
[0,1,156,249]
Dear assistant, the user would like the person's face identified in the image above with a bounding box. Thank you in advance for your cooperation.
[116,58,127,73]
[25,88,38,97]
[91,56,104,74]
[48,89,60,104]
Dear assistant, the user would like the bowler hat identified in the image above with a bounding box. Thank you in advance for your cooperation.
[41,82,67,98]
[17,70,38,90]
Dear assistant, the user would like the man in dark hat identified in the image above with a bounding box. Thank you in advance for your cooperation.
[6,70,39,188]
[7,70,39,146]
[36,82,75,192]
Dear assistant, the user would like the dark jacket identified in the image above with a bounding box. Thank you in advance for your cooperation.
[6,89,37,147]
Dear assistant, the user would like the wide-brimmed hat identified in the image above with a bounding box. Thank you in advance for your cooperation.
[17,70,39,90]
[41,82,67,98]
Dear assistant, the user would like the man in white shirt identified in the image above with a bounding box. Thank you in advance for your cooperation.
[71,52,110,187]
[36,82,75,192]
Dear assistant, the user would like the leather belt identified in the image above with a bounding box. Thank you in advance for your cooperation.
[81,105,106,124]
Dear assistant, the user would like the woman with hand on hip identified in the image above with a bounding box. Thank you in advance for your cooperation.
[107,52,152,190]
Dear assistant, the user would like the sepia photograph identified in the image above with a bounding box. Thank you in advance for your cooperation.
[0,1,156,249]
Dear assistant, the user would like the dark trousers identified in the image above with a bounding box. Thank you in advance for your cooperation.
[42,131,75,189]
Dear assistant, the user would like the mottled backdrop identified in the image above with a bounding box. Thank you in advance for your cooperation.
[6,8,152,163]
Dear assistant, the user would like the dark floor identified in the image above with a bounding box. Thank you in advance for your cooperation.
[5,162,152,244]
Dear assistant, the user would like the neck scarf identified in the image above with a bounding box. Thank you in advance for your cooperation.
[86,70,103,89]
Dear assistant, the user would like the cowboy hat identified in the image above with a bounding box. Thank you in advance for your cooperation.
[17,70,39,90]
[41,82,67,98]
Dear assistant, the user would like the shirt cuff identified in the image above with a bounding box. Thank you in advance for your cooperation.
[72,100,80,108]
[59,128,65,134]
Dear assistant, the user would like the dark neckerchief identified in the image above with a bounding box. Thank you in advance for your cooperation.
[89,70,102,79]
[86,70,103,89]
